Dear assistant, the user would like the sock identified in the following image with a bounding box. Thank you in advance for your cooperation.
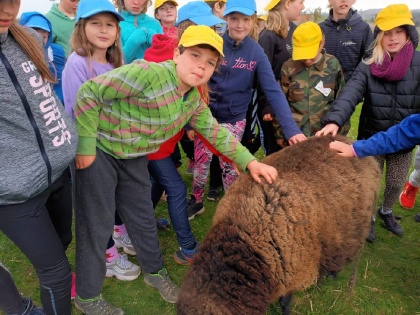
[114,224,127,237]
[380,207,393,215]
[106,245,119,263]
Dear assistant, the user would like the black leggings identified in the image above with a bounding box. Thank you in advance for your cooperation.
[0,263,22,314]
[0,171,73,315]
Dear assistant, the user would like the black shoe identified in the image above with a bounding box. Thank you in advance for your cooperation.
[378,210,403,236]
[414,213,420,222]
[187,196,205,220]
[207,186,221,202]
[366,217,375,243]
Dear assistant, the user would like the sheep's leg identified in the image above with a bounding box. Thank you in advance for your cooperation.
[279,294,293,315]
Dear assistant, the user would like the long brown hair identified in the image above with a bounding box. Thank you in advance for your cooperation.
[70,17,123,76]
[266,0,293,38]
[9,22,56,82]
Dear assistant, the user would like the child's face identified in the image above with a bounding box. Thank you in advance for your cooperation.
[226,13,254,43]
[33,28,49,45]
[173,46,219,91]
[285,0,305,21]
[155,2,177,26]
[84,13,119,54]
[0,0,20,34]
[381,27,408,58]
[59,0,79,16]
[328,0,355,16]
[123,0,148,15]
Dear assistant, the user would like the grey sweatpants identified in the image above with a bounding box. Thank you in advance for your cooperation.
[409,146,420,187]
[75,149,163,299]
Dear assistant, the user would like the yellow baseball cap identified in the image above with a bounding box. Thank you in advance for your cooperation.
[264,0,281,11]
[374,4,414,31]
[292,22,323,60]
[154,0,178,10]
[258,14,268,21]
[179,25,224,57]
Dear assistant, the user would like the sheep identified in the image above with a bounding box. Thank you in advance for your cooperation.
[177,135,381,315]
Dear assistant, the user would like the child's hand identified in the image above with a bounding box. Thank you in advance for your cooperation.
[186,130,195,141]
[75,155,96,169]
[246,160,278,184]
[262,113,273,121]
[329,141,355,157]
[315,123,339,136]
[288,133,307,146]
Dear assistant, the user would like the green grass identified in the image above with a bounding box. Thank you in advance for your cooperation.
[1,105,419,314]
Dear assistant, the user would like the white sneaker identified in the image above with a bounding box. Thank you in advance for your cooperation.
[106,254,141,281]
[113,233,136,256]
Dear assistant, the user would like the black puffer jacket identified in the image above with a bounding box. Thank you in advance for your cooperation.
[321,25,420,153]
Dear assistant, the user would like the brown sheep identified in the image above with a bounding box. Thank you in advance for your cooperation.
[177,135,381,315]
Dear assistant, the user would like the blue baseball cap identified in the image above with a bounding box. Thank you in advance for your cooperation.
[224,0,256,17]
[19,12,51,33]
[76,0,124,23]
[175,1,225,27]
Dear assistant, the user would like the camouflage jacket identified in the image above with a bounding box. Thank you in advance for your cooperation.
[274,50,349,140]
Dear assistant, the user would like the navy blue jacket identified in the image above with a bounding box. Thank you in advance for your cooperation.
[319,9,373,82]
[209,33,300,140]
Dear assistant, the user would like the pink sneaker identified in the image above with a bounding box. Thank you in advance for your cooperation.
[71,272,76,299]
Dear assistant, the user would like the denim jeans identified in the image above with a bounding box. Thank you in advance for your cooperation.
[149,157,197,249]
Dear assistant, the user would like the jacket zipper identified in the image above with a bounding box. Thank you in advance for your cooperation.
[0,47,52,186]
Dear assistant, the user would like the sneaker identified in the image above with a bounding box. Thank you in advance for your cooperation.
[113,234,136,256]
[144,268,179,303]
[414,213,420,222]
[71,272,76,300]
[106,254,141,281]
[187,196,205,220]
[378,209,404,236]
[74,295,124,315]
[399,182,418,209]
[366,217,375,243]
[174,243,199,266]
[185,159,194,175]
[156,217,170,229]
[207,186,222,202]
[21,297,45,315]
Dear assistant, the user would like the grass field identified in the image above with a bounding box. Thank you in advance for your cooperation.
[0,105,419,315]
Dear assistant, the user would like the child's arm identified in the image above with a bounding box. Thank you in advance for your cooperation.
[256,53,306,144]
[330,114,420,157]
[74,62,148,157]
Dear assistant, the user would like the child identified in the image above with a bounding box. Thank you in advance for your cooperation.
[19,12,66,104]
[319,0,373,82]
[62,0,141,310]
[0,262,45,315]
[119,0,162,63]
[188,0,306,219]
[257,0,305,156]
[0,0,78,313]
[273,21,347,144]
[45,0,79,56]
[73,23,278,312]
[316,4,420,242]
[144,2,227,265]
[330,114,420,222]
[154,0,178,38]
[204,0,227,35]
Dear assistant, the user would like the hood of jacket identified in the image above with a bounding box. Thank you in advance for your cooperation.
[19,11,52,47]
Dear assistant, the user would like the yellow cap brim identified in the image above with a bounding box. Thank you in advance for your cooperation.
[377,18,415,31]
[264,0,281,11]
[182,40,224,57]
[292,43,318,61]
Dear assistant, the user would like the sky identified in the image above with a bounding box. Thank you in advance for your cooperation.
[19,0,420,17]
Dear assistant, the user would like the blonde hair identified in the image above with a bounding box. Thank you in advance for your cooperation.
[70,17,123,77]
[225,12,258,41]
[266,0,291,38]
[10,22,56,82]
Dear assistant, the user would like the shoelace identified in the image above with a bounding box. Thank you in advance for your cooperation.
[120,234,132,246]
[116,254,132,269]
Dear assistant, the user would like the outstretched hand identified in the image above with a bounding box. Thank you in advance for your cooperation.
[329,141,355,157]
[315,123,339,137]
[288,133,307,146]
[246,160,278,184]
